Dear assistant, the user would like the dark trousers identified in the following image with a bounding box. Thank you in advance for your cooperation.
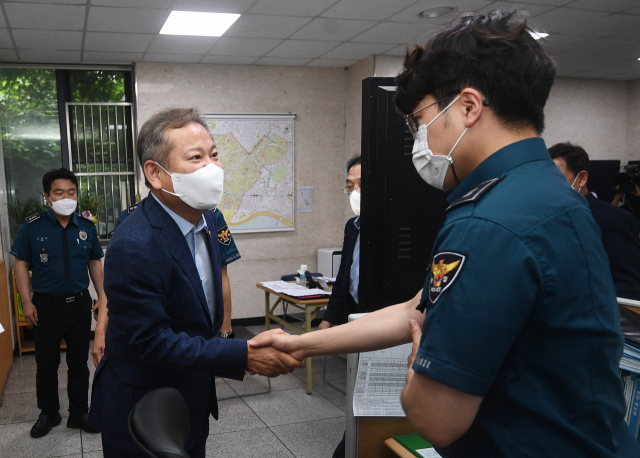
[32,290,91,416]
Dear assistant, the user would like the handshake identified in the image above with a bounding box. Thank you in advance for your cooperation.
[245,329,305,378]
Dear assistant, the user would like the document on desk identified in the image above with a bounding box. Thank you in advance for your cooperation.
[353,343,413,416]
[260,281,330,296]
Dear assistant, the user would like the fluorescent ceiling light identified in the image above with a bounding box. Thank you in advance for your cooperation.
[160,11,240,37]
[529,31,549,40]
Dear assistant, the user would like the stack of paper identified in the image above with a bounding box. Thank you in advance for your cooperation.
[259,281,329,297]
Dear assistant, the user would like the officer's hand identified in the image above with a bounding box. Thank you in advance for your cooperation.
[91,334,105,367]
[317,320,333,331]
[406,320,422,384]
[23,302,38,326]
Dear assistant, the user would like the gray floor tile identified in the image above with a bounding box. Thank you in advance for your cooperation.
[313,384,346,412]
[271,417,346,458]
[209,398,265,434]
[80,429,103,453]
[0,389,69,425]
[225,372,305,395]
[0,420,82,457]
[81,452,104,458]
[242,388,344,427]
[206,427,294,457]
[214,378,237,400]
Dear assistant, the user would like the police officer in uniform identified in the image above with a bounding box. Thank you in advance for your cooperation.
[12,167,106,438]
[92,205,241,365]
[251,10,639,456]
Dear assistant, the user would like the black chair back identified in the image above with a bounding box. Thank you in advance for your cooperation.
[129,387,191,458]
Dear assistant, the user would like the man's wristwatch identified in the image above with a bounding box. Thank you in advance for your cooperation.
[218,331,235,339]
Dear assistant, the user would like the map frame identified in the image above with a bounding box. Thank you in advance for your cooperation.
[205,113,296,234]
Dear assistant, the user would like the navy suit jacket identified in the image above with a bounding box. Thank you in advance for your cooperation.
[324,217,360,326]
[587,192,640,300]
[89,195,247,453]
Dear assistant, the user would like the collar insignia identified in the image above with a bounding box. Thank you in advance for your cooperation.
[447,177,502,211]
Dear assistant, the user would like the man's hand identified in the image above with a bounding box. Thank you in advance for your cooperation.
[23,301,38,326]
[406,320,422,384]
[317,320,333,331]
[249,329,304,361]
[91,333,105,367]
[246,330,302,377]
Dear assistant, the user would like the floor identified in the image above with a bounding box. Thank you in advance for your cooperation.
[0,325,348,458]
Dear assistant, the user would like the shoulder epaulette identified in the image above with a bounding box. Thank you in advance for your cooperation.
[447,177,502,211]
[25,213,41,224]
[80,213,94,222]
[128,204,138,214]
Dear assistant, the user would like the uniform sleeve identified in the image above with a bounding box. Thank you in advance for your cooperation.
[413,217,541,397]
[88,223,104,260]
[10,221,31,263]
[215,210,241,266]
[323,222,351,325]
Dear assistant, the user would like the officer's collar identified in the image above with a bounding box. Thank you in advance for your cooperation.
[448,137,549,205]
[46,208,80,227]
[353,216,360,230]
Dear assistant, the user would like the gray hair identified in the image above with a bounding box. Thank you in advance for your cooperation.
[137,107,213,188]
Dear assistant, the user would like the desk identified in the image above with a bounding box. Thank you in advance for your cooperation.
[257,283,330,394]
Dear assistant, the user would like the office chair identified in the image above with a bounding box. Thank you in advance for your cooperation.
[129,387,191,458]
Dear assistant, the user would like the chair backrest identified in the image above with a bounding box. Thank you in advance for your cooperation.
[280,272,323,282]
[129,387,191,458]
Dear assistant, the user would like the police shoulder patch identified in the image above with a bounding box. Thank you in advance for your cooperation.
[447,177,502,211]
[128,204,138,214]
[428,251,466,304]
[25,213,41,224]
[217,225,231,246]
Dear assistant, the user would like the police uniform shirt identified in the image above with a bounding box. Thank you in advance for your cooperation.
[213,209,241,267]
[11,210,104,297]
[413,138,637,457]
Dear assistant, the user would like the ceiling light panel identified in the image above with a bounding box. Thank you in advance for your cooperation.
[160,11,240,36]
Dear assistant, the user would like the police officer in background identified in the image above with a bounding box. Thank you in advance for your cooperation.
[12,167,106,438]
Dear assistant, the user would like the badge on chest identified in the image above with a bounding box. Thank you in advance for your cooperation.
[79,230,87,241]
[40,248,48,263]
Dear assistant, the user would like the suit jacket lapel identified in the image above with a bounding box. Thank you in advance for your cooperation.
[145,196,212,327]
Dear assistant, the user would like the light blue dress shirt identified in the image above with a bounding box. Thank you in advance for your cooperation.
[349,216,360,304]
[151,194,216,322]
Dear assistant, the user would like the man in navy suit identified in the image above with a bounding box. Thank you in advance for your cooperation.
[550,142,640,301]
[319,155,361,331]
[89,108,300,457]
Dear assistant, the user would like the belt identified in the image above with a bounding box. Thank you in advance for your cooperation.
[37,290,87,303]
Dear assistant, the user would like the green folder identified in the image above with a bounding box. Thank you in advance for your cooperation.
[392,433,434,457]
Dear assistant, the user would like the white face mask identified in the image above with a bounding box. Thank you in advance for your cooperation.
[411,95,468,191]
[49,198,77,216]
[155,162,224,211]
[349,190,361,216]
[571,173,583,193]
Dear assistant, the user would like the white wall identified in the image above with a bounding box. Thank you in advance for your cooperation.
[135,62,346,319]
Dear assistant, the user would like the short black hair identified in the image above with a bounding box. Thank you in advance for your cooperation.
[43,168,78,194]
[548,142,590,176]
[394,9,556,135]
[346,155,361,174]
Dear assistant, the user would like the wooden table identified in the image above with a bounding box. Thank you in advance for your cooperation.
[257,283,330,394]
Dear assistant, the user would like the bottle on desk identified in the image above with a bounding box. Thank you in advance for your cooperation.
[297,265,308,287]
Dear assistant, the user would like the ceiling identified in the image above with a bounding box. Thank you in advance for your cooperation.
[0,0,639,80]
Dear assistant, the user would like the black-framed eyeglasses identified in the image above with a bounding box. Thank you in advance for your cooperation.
[403,97,452,139]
